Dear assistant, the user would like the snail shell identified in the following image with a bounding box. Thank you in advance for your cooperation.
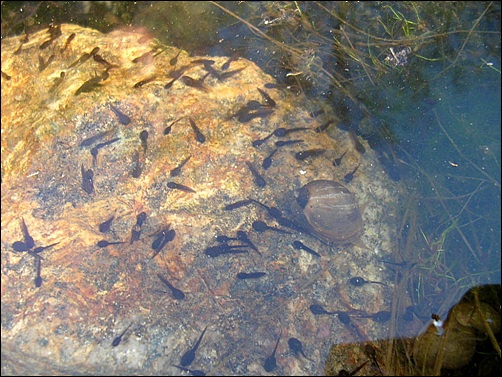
[290,180,363,245]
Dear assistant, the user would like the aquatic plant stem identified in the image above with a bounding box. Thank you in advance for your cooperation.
[474,289,501,357]
[209,0,371,114]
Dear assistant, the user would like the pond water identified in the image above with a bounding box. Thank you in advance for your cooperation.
[1,2,500,376]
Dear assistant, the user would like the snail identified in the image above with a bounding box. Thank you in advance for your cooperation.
[290,180,363,245]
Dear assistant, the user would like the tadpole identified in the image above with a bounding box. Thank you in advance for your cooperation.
[112,323,133,347]
[252,220,291,234]
[348,276,387,287]
[263,329,282,372]
[180,326,208,367]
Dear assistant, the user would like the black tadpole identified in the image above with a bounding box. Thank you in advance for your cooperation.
[139,130,148,153]
[204,244,249,258]
[136,212,147,226]
[12,241,30,252]
[349,276,387,287]
[337,312,352,325]
[262,148,278,170]
[180,326,208,367]
[151,227,176,256]
[288,337,313,362]
[170,155,192,177]
[293,240,321,258]
[157,273,185,300]
[109,104,131,125]
[309,304,336,315]
[344,164,360,184]
[275,139,304,148]
[170,50,182,66]
[81,164,94,194]
[221,52,239,70]
[295,148,326,161]
[257,88,276,107]
[163,118,181,135]
[236,231,261,255]
[372,311,392,323]
[237,107,274,123]
[167,181,196,193]
[90,146,99,165]
[349,129,366,154]
[245,100,262,111]
[245,161,266,188]
[220,67,245,81]
[130,212,147,244]
[273,127,309,137]
[264,329,282,372]
[95,137,121,151]
[252,220,291,234]
[249,199,282,219]
[236,272,266,279]
[61,32,75,53]
[333,149,348,167]
[152,226,176,251]
[80,130,113,148]
[75,71,108,95]
[224,199,253,211]
[99,214,115,233]
[33,242,59,254]
[353,310,392,323]
[181,75,211,93]
[252,132,274,147]
[189,118,206,143]
[112,322,133,347]
[13,240,48,258]
[336,360,369,376]
[97,240,125,248]
[94,53,117,69]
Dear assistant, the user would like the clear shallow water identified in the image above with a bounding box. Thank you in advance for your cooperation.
[2,1,500,374]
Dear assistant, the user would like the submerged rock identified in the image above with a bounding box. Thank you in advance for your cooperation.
[1,24,398,375]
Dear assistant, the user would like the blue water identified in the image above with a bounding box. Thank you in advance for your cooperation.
[392,58,501,311]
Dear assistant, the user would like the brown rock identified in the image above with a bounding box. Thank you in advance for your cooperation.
[2,24,398,375]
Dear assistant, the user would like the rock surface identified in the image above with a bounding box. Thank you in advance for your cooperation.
[1,24,398,375]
